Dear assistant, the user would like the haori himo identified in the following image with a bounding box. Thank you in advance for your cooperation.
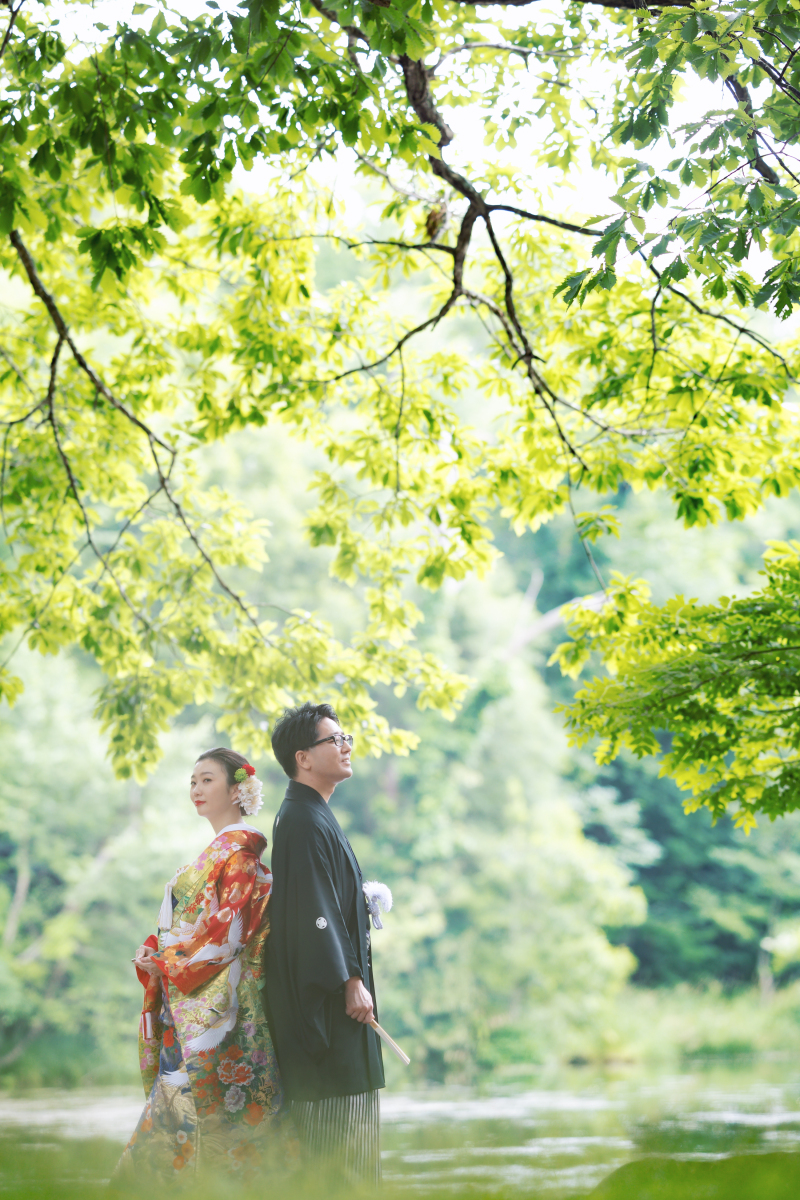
[115,749,286,1183]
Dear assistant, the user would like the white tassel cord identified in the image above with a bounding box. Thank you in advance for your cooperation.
[157,865,189,931]
[157,882,175,931]
[363,881,393,930]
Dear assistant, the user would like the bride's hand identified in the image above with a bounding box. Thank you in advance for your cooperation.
[134,947,163,976]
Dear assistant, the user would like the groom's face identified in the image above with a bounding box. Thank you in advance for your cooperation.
[307,716,353,783]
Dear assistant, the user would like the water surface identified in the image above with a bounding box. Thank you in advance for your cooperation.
[2,1058,800,1195]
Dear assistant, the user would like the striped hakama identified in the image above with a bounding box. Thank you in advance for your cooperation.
[290,1089,381,1184]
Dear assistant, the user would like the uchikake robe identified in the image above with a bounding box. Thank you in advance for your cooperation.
[265,781,385,1102]
[117,824,285,1181]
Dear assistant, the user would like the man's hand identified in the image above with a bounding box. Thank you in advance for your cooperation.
[344,976,374,1024]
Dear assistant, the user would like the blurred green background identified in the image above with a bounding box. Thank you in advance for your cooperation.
[5,398,800,1090]
[6,239,800,1200]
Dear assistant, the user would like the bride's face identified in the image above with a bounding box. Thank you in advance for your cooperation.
[190,758,239,826]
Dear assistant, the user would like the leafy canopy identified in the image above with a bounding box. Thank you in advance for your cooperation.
[3,0,800,804]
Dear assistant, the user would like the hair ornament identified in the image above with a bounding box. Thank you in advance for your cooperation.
[233,763,263,815]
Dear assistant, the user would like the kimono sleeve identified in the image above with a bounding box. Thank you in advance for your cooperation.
[151,850,268,995]
[136,933,161,1015]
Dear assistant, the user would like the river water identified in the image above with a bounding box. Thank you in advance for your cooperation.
[2,1059,800,1195]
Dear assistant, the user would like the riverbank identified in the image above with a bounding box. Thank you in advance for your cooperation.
[3,1056,800,1197]
[542,983,800,1073]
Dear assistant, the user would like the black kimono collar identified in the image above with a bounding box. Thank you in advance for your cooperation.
[285,780,326,805]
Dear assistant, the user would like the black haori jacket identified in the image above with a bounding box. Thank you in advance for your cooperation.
[265,781,385,1101]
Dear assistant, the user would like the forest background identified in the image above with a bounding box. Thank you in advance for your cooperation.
[7,398,800,1087]
[6,0,800,1089]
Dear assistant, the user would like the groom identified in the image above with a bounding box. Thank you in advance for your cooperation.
[266,702,384,1183]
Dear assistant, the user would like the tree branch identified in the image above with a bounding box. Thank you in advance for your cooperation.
[308,313,444,385]
[400,55,455,149]
[43,334,153,631]
[147,455,279,647]
[451,0,689,8]
[397,52,596,470]
[309,0,370,47]
[355,152,439,203]
[9,231,177,467]
[488,203,602,238]
[434,40,536,66]
[0,344,38,395]
[646,259,793,372]
[0,0,25,61]
[725,77,780,184]
[755,55,800,103]
[7,235,307,675]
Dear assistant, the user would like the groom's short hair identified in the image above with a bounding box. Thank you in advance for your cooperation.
[271,701,340,778]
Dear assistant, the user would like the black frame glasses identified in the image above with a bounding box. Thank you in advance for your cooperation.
[308,732,354,750]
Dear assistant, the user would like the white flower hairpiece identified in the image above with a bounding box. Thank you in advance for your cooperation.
[233,764,263,816]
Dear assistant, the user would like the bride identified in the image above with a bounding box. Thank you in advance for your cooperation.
[115,748,284,1182]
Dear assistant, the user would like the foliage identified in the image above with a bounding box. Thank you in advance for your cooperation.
[0,646,209,1082]
[0,432,644,1084]
[489,487,800,989]
[599,978,800,1062]
[587,755,800,988]
[4,0,800,798]
[339,599,644,1079]
[0,188,472,779]
[555,543,800,827]
[6,426,800,1082]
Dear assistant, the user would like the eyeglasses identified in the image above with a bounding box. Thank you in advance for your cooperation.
[308,733,354,750]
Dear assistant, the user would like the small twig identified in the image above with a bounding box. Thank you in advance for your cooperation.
[354,153,440,204]
[394,347,406,495]
[0,0,25,60]
[434,40,536,66]
[645,282,662,402]
[488,204,602,238]
[759,136,800,187]
[145,451,284,652]
[0,543,87,674]
[309,0,370,47]
[645,257,792,371]
[9,232,177,465]
[0,344,37,394]
[675,326,744,454]
[44,334,152,630]
[568,490,607,594]
[307,314,444,386]
[288,134,334,181]
[776,42,800,84]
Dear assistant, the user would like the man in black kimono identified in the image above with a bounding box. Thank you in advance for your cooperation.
[266,702,385,1183]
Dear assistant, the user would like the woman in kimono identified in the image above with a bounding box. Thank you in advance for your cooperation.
[115,748,284,1183]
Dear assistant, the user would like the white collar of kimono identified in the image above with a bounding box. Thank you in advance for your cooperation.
[215,822,263,839]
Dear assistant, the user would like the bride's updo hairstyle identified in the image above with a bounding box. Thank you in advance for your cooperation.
[196,747,250,814]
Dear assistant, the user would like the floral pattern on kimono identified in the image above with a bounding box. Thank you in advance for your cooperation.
[115,824,287,1184]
